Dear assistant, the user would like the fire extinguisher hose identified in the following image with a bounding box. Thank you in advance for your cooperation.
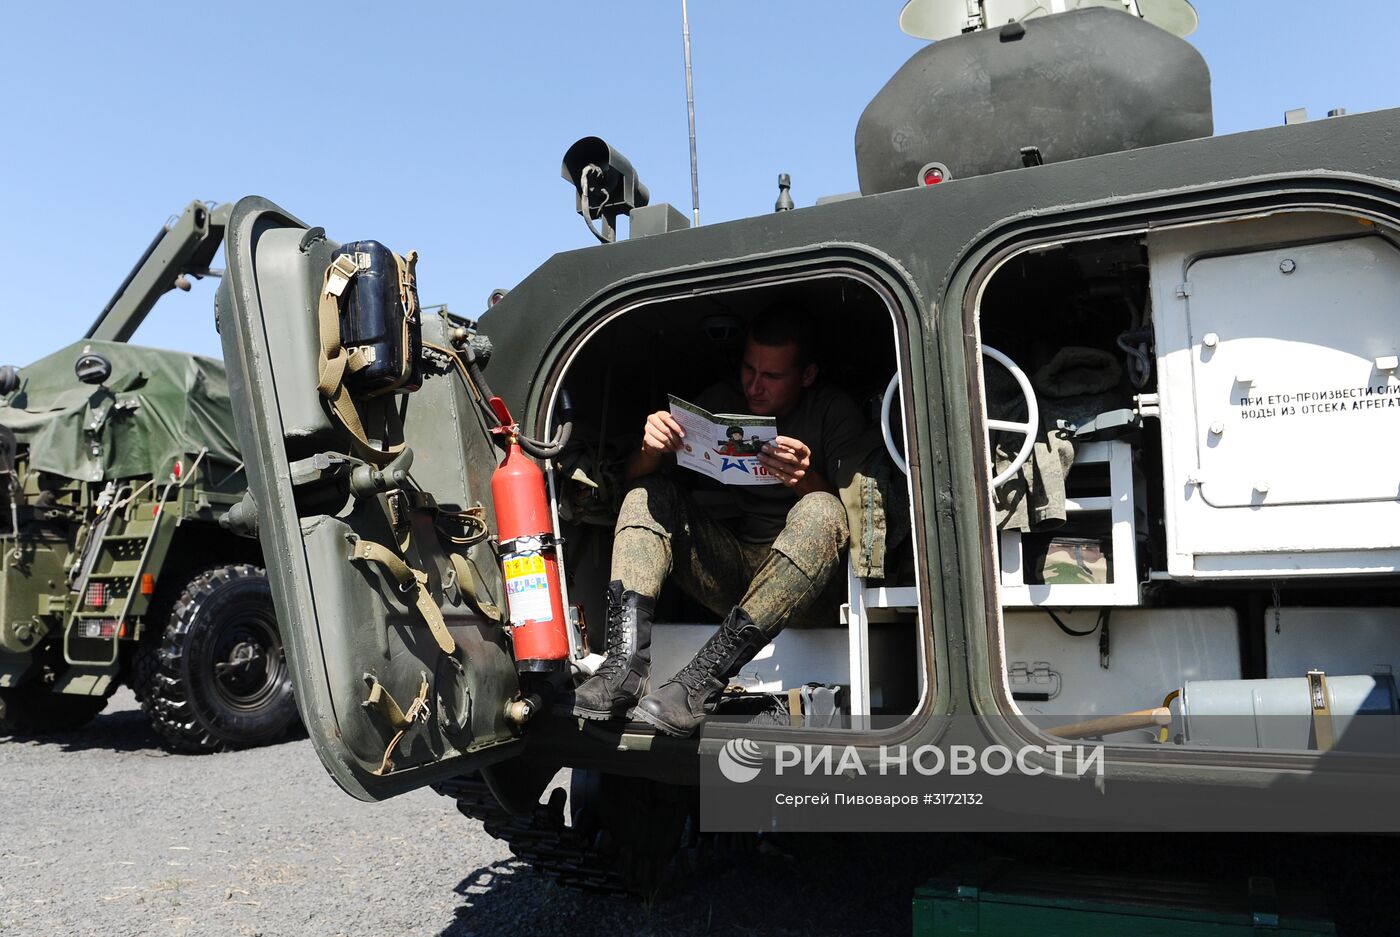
[426,339,572,459]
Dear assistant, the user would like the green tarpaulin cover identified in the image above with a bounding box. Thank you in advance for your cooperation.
[0,340,240,483]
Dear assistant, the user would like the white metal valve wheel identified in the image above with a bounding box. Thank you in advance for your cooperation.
[881,372,909,476]
[982,345,1038,488]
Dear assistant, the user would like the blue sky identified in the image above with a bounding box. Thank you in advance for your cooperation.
[2,1,1395,366]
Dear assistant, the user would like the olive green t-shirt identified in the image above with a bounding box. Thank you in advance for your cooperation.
[694,381,866,545]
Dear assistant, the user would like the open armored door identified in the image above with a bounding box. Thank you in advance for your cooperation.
[217,197,521,800]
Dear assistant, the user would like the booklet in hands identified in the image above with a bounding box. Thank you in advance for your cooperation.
[668,395,780,486]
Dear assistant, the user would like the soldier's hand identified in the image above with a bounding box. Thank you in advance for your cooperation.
[759,435,812,488]
[641,410,686,456]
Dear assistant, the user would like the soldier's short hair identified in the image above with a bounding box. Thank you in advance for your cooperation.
[749,306,817,369]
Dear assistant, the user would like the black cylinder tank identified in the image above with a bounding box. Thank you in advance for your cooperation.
[855,8,1213,195]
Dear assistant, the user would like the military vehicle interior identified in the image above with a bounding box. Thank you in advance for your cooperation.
[973,210,1400,755]
[548,273,925,726]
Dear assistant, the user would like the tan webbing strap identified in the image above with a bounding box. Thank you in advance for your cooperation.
[364,674,427,729]
[433,505,489,547]
[1308,670,1336,752]
[346,348,373,373]
[316,254,407,465]
[316,254,357,396]
[788,687,804,728]
[390,251,415,392]
[449,551,503,623]
[364,675,430,776]
[350,539,456,655]
[394,250,419,389]
[408,583,450,654]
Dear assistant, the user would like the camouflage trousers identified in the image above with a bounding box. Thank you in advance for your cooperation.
[611,474,849,638]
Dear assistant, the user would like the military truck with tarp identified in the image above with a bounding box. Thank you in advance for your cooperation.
[216,0,1400,894]
[0,201,297,752]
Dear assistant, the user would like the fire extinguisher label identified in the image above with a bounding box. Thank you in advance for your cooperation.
[502,552,552,624]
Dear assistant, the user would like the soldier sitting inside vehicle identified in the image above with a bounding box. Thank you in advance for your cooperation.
[569,307,866,736]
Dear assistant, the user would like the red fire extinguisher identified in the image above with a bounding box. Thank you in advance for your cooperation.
[488,399,570,672]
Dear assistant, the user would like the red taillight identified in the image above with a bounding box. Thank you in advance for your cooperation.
[922,166,945,185]
[141,573,155,596]
[85,582,108,609]
[172,459,183,480]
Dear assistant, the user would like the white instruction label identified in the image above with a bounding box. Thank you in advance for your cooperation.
[502,552,552,624]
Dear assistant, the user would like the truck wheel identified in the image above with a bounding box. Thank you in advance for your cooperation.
[144,564,297,753]
[0,683,108,734]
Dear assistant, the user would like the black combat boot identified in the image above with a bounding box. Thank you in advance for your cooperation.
[634,606,768,738]
[569,580,655,720]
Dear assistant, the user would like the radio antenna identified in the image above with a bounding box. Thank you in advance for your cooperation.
[682,0,701,226]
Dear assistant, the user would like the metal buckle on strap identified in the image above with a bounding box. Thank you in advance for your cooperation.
[497,532,561,556]
[347,345,378,371]
[326,253,360,297]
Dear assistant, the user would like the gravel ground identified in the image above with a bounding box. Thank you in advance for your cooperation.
[0,689,921,937]
[4,690,1393,937]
